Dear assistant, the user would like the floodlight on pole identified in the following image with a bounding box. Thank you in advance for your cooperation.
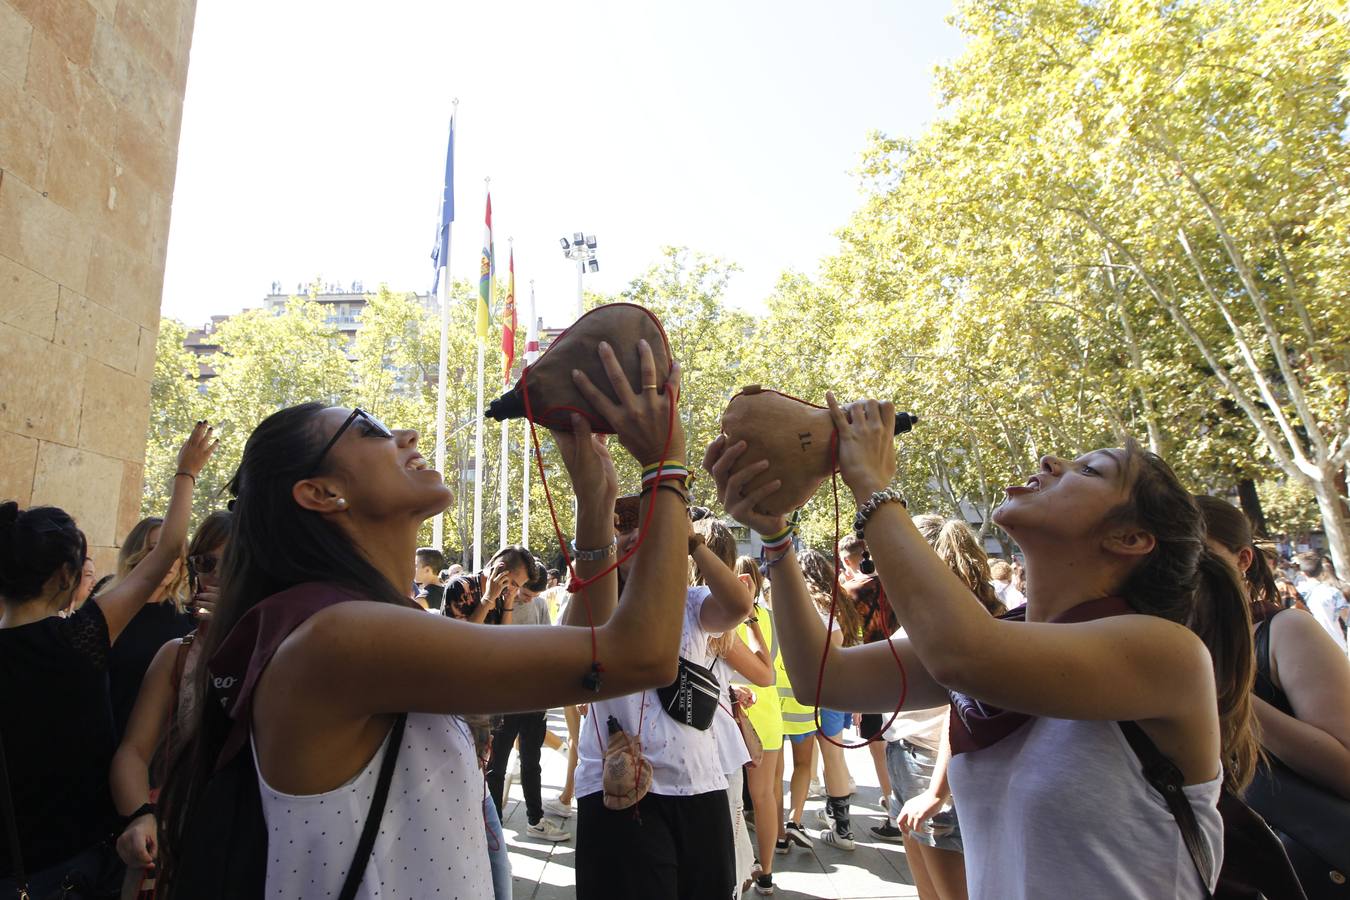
[560,229,598,322]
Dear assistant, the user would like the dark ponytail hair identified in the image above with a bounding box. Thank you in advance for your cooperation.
[160,403,416,883]
[1108,440,1259,792]
[1193,494,1282,618]
[798,548,863,647]
[0,501,87,605]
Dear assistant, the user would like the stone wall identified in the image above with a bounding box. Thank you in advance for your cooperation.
[0,0,197,576]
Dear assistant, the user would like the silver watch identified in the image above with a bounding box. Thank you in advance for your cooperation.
[571,538,617,562]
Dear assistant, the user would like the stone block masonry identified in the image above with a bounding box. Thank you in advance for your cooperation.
[0,0,197,577]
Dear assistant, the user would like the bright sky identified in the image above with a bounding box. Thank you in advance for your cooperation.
[161,1,965,330]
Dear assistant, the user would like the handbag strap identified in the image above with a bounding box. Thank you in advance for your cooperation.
[336,714,407,900]
[0,728,29,898]
[1118,721,1214,899]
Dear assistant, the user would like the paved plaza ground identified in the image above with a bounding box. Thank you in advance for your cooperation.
[497,711,919,899]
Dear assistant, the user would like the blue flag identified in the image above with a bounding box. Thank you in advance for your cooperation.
[431,111,455,291]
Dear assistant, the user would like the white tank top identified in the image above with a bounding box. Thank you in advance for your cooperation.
[948,716,1223,899]
[255,713,492,899]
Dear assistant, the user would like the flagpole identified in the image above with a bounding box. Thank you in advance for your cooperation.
[432,100,457,551]
[434,244,451,550]
[522,279,537,545]
[473,176,490,571]
[499,238,512,550]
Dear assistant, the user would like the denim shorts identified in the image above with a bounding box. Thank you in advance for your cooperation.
[786,708,849,743]
[885,739,963,853]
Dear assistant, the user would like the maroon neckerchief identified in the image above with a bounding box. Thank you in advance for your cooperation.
[208,581,364,769]
[948,595,1134,756]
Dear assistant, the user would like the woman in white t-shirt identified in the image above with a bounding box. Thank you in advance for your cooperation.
[570,512,756,899]
[704,397,1259,900]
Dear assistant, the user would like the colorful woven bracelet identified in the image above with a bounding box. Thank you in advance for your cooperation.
[641,468,690,491]
[641,459,687,477]
[758,524,795,555]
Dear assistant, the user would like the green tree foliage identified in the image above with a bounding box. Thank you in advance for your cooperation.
[1259,478,1324,540]
[775,0,1350,565]
[142,319,206,518]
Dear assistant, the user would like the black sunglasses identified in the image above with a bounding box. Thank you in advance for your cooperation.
[309,408,393,473]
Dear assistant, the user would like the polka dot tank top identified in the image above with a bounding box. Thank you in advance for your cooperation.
[255,713,491,899]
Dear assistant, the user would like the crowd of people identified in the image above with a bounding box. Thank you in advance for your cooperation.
[2,338,1349,900]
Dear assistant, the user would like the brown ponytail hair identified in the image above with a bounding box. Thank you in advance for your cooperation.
[1108,440,1259,792]
[912,514,1004,615]
[1193,494,1282,619]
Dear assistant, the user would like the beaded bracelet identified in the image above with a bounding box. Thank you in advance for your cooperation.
[639,481,691,505]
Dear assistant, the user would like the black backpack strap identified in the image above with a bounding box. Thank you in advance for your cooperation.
[1118,721,1214,898]
[0,730,29,897]
[337,714,407,900]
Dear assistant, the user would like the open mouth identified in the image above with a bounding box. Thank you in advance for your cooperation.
[405,456,430,471]
[1006,475,1042,495]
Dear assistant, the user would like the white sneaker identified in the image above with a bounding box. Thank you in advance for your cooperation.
[543,797,573,819]
[808,779,825,799]
[526,818,571,842]
[847,776,857,793]
[555,738,570,757]
[820,826,856,852]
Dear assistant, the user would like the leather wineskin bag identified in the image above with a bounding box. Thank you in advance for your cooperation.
[485,302,673,433]
[719,386,918,517]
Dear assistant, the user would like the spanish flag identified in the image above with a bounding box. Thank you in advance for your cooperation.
[502,248,516,384]
[477,192,493,342]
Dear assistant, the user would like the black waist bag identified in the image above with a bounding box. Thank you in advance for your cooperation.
[656,656,720,730]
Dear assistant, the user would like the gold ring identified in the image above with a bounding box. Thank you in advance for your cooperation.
[643,384,659,391]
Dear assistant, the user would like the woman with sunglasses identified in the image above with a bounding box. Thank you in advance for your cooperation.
[160,340,694,899]
[110,510,231,885]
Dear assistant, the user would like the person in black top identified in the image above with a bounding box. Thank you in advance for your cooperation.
[0,422,216,897]
[106,517,196,739]
[413,546,446,611]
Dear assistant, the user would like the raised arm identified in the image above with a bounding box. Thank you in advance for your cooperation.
[110,638,180,867]
[827,396,1213,726]
[703,435,947,713]
[559,415,620,629]
[723,633,774,687]
[96,423,217,641]
[695,541,755,634]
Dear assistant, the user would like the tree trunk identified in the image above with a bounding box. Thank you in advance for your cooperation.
[1310,473,1350,577]
[1236,478,1268,538]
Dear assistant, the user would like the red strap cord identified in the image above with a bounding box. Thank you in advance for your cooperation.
[519,362,677,806]
[813,431,909,750]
